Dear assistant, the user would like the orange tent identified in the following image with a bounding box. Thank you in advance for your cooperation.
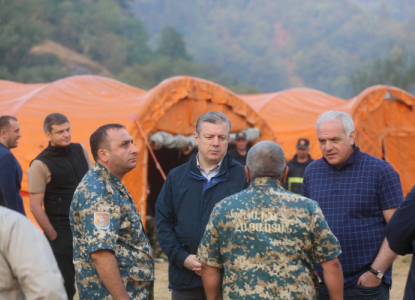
[0,75,276,226]
[242,86,415,196]
[337,85,415,195]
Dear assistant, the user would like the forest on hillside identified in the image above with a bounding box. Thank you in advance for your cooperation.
[0,0,259,93]
[1,0,415,97]
[133,0,415,97]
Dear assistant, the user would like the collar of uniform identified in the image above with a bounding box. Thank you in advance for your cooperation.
[196,153,223,173]
[250,177,282,189]
[93,163,127,195]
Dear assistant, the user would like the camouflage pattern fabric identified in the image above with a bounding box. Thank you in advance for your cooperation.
[145,217,163,259]
[197,177,341,300]
[70,163,155,299]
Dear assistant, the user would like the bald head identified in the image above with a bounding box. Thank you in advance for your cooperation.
[246,141,286,181]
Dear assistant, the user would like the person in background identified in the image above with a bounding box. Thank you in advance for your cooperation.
[302,110,403,300]
[71,124,154,300]
[145,182,166,262]
[228,130,248,165]
[156,111,248,300]
[0,205,67,300]
[0,116,25,215]
[283,138,313,194]
[28,113,93,300]
[386,185,415,300]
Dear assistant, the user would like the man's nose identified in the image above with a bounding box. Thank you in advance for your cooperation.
[131,144,139,154]
[325,141,333,151]
[212,136,219,146]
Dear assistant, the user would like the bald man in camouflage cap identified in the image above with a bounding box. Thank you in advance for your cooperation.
[197,141,344,300]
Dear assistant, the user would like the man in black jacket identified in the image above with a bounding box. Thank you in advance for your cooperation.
[156,111,248,300]
[27,113,92,300]
[386,186,415,300]
[284,138,313,194]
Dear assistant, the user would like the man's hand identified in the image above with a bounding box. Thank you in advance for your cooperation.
[48,230,58,241]
[357,271,382,287]
[184,254,202,276]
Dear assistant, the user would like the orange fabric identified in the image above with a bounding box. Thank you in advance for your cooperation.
[0,75,276,227]
[337,86,415,195]
[241,88,345,160]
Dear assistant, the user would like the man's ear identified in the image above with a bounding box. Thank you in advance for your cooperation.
[349,131,356,146]
[97,149,109,164]
[45,131,52,142]
[245,165,251,184]
[281,166,289,184]
[194,132,199,146]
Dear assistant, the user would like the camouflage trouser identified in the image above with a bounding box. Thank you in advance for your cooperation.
[146,217,163,258]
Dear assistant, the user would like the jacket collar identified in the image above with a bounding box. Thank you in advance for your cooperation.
[189,152,234,175]
[250,177,283,189]
[44,142,71,156]
[0,143,10,152]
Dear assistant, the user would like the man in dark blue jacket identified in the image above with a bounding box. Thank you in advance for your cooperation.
[0,116,25,215]
[156,111,248,299]
[386,186,415,300]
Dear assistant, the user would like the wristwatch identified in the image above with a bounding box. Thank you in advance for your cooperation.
[369,267,384,279]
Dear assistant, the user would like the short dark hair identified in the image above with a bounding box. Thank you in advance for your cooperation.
[0,116,17,132]
[196,111,231,134]
[43,113,69,132]
[90,124,126,161]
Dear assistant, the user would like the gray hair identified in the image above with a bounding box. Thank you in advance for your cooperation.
[246,141,286,181]
[196,111,231,134]
[316,111,355,136]
[43,113,69,132]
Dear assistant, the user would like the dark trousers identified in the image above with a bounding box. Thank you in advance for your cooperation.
[319,282,390,300]
[172,287,207,300]
[47,227,75,300]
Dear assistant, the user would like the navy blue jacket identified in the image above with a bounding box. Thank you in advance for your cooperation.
[386,186,415,300]
[0,143,25,215]
[156,153,248,290]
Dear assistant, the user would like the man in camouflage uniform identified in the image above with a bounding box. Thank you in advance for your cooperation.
[70,124,154,300]
[197,141,344,300]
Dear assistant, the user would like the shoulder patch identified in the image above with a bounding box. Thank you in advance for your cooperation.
[94,212,110,230]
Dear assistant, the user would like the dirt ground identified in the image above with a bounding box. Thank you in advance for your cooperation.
[154,255,412,300]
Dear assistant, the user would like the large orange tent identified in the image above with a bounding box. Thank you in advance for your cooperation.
[0,75,276,226]
[337,85,415,195]
[242,86,415,195]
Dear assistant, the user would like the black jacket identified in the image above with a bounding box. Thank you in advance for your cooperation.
[284,155,313,194]
[156,154,248,290]
[386,186,415,300]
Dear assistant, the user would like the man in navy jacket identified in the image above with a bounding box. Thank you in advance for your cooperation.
[386,186,415,300]
[0,116,25,215]
[156,111,248,299]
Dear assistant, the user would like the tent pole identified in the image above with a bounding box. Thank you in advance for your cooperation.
[134,119,167,181]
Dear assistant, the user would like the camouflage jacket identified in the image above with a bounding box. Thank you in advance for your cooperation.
[197,177,341,300]
[70,163,154,299]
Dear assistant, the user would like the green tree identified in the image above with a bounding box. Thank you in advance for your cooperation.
[157,26,191,61]
[349,46,415,94]
[0,0,45,75]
